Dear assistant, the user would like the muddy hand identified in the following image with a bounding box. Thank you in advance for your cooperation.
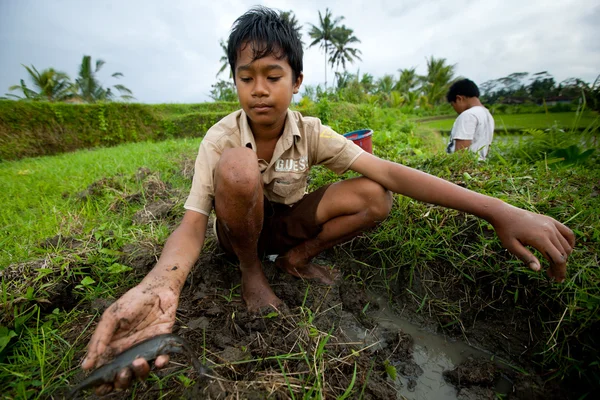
[81,279,179,394]
[491,205,575,282]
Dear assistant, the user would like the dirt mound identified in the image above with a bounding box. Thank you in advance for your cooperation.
[119,241,162,273]
[132,199,177,225]
[443,357,497,387]
[76,177,123,200]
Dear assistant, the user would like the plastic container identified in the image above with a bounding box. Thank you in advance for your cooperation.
[343,129,373,154]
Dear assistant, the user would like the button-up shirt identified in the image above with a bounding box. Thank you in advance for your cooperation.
[184,109,364,216]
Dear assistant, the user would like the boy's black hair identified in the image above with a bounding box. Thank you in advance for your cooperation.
[228,6,303,81]
[446,79,480,102]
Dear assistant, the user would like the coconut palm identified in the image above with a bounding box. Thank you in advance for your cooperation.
[216,39,232,79]
[6,65,72,101]
[308,8,344,87]
[74,55,133,103]
[419,56,456,106]
[395,67,419,95]
[328,25,362,73]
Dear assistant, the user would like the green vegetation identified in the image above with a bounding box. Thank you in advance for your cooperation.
[0,100,240,160]
[0,104,598,398]
[5,55,133,103]
[420,111,600,133]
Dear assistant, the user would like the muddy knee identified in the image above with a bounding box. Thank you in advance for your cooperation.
[215,148,260,196]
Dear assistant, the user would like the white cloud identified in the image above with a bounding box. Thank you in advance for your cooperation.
[1,0,598,103]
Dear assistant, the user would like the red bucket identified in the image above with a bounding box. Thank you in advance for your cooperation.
[343,129,373,154]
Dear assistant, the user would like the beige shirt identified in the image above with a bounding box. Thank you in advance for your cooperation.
[184,109,364,216]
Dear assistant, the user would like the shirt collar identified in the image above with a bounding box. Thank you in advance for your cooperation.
[240,109,301,151]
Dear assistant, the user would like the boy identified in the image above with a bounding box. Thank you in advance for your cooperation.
[81,7,574,395]
[446,79,495,160]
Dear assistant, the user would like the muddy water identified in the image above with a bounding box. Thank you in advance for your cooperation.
[358,295,510,399]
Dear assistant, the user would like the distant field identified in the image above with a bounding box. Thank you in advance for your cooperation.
[419,112,599,133]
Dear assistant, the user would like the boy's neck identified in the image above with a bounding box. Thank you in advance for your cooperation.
[248,114,287,142]
[465,97,484,110]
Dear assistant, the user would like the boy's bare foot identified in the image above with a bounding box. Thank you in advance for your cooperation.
[275,257,339,285]
[240,266,282,312]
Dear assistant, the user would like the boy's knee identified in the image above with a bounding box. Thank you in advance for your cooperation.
[362,179,392,220]
[215,148,260,194]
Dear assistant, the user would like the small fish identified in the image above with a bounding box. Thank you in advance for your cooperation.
[69,334,208,398]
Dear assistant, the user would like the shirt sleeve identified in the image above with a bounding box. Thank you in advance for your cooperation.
[451,113,478,141]
[311,120,364,174]
[183,138,221,216]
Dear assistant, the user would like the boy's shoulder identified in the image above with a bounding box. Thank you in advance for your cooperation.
[205,109,244,139]
[288,110,323,132]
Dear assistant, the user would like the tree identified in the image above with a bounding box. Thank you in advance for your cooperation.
[216,39,232,79]
[328,25,362,73]
[420,56,456,106]
[359,72,375,94]
[280,10,304,47]
[6,65,71,101]
[308,8,344,87]
[395,67,419,95]
[528,71,556,103]
[74,55,133,103]
[209,79,237,102]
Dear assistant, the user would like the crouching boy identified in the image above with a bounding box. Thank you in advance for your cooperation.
[81,7,574,395]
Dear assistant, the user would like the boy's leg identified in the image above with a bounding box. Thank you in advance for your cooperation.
[277,177,393,283]
[214,147,282,311]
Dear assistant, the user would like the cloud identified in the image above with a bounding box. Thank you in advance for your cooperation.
[1,0,598,103]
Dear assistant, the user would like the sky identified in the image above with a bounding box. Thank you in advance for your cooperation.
[1,0,598,103]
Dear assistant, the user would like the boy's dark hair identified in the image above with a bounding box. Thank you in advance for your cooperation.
[446,79,480,102]
[228,6,303,81]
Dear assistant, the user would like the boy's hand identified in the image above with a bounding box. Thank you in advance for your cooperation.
[81,280,179,395]
[491,205,575,282]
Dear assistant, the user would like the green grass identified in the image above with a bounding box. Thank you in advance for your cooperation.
[0,138,200,267]
[0,109,599,398]
[419,111,599,133]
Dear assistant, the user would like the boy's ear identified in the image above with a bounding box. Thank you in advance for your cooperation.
[293,73,304,94]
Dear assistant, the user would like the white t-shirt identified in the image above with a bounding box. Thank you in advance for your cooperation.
[446,106,494,160]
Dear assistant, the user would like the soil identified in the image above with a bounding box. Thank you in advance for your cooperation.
[63,243,567,400]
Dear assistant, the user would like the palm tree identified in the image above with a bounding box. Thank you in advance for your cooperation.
[280,10,304,47]
[74,55,133,103]
[328,25,362,73]
[6,65,71,101]
[419,56,456,106]
[395,67,419,95]
[216,39,232,79]
[308,8,344,87]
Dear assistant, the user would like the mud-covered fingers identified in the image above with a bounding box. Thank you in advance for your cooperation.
[114,367,134,390]
[131,358,151,381]
[95,383,113,396]
[82,312,118,370]
[154,354,170,369]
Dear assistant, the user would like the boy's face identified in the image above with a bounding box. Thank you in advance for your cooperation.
[234,42,303,132]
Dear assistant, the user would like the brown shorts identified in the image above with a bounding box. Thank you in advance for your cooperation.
[215,184,331,257]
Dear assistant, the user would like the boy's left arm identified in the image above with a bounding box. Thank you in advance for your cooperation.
[351,153,575,282]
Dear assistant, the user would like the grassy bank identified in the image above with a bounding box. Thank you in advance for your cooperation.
[0,110,598,398]
[419,111,599,133]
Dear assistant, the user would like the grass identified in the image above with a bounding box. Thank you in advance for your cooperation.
[419,111,599,133]
[0,108,599,398]
[0,138,200,267]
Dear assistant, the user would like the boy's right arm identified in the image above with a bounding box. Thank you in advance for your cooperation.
[80,210,208,395]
